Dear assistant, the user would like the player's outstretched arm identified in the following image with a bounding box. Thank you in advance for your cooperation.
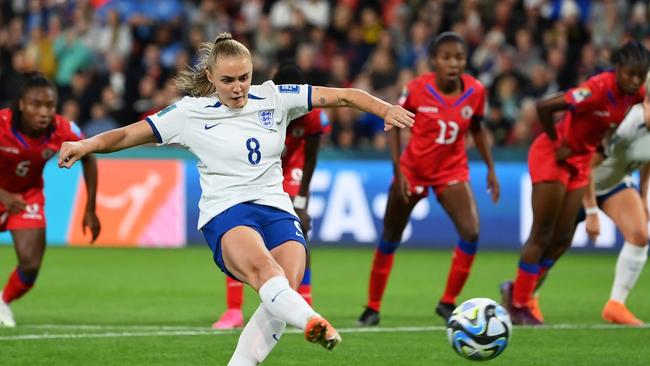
[58,120,157,168]
[310,87,414,131]
[80,153,101,242]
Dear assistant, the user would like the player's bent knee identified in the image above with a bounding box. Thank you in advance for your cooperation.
[627,231,649,246]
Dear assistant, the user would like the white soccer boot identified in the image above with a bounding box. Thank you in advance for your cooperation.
[0,292,16,327]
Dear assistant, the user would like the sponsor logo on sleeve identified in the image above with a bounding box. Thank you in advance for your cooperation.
[278,84,300,93]
[571,88,592,103]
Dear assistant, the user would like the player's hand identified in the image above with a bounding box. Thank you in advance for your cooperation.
[0,191,27,214]
[58,141,88,169]
[554,140,571,161]
[585,213,600,243]
[82,210,101,243]
[295,208,311,240]
[487,169,500,203]
[395,171,411,203]
[384,105,415,131]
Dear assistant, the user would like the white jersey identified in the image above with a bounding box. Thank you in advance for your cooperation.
[594,104,650,195]
[146,81,312,229]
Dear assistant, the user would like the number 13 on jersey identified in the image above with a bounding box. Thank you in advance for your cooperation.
[246,137,261,165]
[436,119,459,145]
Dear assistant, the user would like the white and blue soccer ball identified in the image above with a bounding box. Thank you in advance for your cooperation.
[446,298,512,361]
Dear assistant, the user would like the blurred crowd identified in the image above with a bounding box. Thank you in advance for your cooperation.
[1,0,650,150]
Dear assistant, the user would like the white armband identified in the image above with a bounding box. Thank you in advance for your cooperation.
[293,195,307,210]
[585,206,599,216]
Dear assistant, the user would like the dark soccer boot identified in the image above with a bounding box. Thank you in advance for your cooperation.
[435,301,456,323]
[357,307,380,326]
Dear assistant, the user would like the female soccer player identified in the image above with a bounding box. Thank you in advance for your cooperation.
[0,73,100,327]
[58,33,413,364]
[501,41,650,325]
[358,32,500,326]
[531,95,650,325]
[213,62,329,329]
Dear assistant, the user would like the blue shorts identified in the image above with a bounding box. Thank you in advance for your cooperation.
[576,181,636,223]
[201,202,307,280]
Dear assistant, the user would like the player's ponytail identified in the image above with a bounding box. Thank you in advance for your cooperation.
[612,40,650,70]
[11,72,56,126]
[174,32,251,97]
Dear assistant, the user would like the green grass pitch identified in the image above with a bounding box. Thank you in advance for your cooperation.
[0,245,649,365]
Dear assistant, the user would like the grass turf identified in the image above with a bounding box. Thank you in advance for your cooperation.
[0,245,648,365]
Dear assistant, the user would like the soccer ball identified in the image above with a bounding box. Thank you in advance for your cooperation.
[446,298,512,361]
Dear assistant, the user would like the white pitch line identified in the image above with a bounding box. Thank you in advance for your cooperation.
[1,323,648,341]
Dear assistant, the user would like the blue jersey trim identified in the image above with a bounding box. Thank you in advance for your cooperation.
[10,126,29,148]
[205,101,222,108]
[307,85,313,111]
[425,83,446,106]
[145,117,162,143]
[248,93,265,100]
[606,91,618,107]
[452,87,475,107]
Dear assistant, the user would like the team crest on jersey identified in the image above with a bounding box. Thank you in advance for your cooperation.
[571,87,592,103]
[461,105,473,119]
[258,110,275,129]
[42,148,55,159]
[292,127,305,137]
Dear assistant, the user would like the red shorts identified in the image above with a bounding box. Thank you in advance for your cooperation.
[401,166,469,198]
[282,167,303,197]
[528,134,592,191]
[0,188,46,232]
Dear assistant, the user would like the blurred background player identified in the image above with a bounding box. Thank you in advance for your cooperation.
[58,34,413,364]
[213,62,330,330]
[0,73,100,327]
[358,32,499,326]
[501,41,650,325]
[531,91,650,326]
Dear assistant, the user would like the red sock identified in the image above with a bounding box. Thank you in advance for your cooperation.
[225,277,244,310]
[367,249,395,311]
[513,267,540,308]
[298,284,312,305]
[441,246,476,304]
[2,268,34,304]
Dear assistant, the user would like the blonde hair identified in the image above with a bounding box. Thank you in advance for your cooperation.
[174,33,251,97]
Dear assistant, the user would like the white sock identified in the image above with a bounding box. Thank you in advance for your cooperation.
[610,241,648,303]
[259,276,318,329]
[228,304,286,366]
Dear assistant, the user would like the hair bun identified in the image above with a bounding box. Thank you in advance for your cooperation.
[214,32,233,44]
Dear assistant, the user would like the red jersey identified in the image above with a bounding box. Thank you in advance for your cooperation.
[399,72,486,185]
[282,109,330,196]
[560,71,644,154]
[0,109,83,193]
